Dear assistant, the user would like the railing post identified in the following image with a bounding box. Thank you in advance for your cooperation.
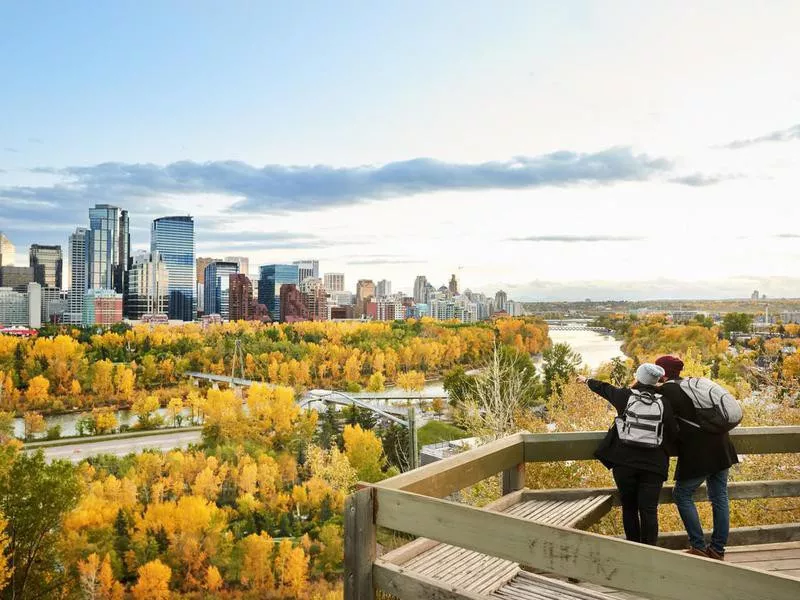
[502,461,525,495]
[344,486,376,600]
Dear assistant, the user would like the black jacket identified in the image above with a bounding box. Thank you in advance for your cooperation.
[658,379,739,481]
[588,379,678,480]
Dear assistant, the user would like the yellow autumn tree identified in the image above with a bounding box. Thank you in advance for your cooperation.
[25,375,50,409]
[91,360,115,398]
[132,559,171,600]
[343,424,386,482]
[0,516,10,590]
[113,365,135,401]
[205,565,223,593]
[275,539,308,596]
[23,411,45,439]
[239,532,274,591]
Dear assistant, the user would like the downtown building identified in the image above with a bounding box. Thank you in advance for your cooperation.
[29,244,63,289]
[355,279,376,317]
[0,282,42,328]
[66,228,89,325]
[83,288,123,326]
[0,266,34,292]
[229,274,271,322]
[88,204,130,294]
[152,216,196,321]
[324,272,344,292]
[376,279,392,297]
[293,260,319,282]
[258,264,299,322]
[0,233,15,268]
[280,284,309,323]
[299,277,328,321]
[203,261,239,320]
[126,252,169,320]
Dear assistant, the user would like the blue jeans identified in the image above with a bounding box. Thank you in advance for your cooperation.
[672,469,730,553]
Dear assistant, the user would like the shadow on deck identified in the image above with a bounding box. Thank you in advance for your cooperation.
[345,428,800,600]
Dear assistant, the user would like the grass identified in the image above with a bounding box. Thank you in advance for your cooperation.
[417,420,469,447]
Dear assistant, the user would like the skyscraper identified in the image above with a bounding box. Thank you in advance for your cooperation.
[196,257,220,285]
[324,272,345,292]
[300,277,328,321]
[225,256,250,277]
[66,228,89,325]
[258,264,299,322]
[88,204,130,293]
[0,233,15,268]
[203,261,239,319]
[29,244,63,289]
[376,279,392,297]
[151,216,196,321]
[229,274,254,321]
[413,275,428,304]
[280,284,309,323]
[495,290,508,312]
[449,274,459,296]
[0,267,34,292]
[126,251,169,319]
[293,260,319,282]
[355,279,376,317]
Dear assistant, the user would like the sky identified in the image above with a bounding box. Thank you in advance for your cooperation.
[1,1,800,301]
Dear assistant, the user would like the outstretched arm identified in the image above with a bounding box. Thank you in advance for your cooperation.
[579,377,630,413]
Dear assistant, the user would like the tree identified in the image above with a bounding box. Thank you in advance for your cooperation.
[0,516,10,591]
[113,365,135,401]
[78,553,123,600]
[276,539,308,596]
[91,359,115,398]
[723,312,753,335]
[131,560,171,600]
[343,424,386,482]
[167,397,184,428]
[131,395,163,430]
[0,452,81,599]
[396,370,425,393]
[366,372,385,392]
[22,412,45,440]
[431,397,445,417]
[239,532,274,591]
[205,565,223,593]
[542,342,582,397]
[90,408,118,435]
[24,375,50,409]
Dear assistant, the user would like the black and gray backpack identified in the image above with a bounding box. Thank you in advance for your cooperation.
[675,377,742,433]
[615,389,665,448]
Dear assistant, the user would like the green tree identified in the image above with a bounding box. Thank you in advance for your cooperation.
[723,312,753,335]
[0,452,81,599]
[542,342,582,397]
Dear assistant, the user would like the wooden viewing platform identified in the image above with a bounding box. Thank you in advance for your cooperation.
[344,427,800,600]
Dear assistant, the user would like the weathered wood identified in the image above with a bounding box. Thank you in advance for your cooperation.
[344,487,376,600]
[656,523,800,550]
[375,487,800,600]
[522,427,800,462]
[502,462,525,495]
[378,433,524,498]
[522,479,800,506]
[373,560,488,600]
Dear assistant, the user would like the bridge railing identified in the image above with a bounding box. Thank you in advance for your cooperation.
[345,426,800,600]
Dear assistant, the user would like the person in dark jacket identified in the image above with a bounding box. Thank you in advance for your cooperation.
[578,363,678,545]
[655,355,739,560]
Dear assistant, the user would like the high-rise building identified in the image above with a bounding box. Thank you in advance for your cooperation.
[203,261,239,319]
[413,275,428,304]
[126,252,169,319]
[83,288,123,326]
[751,290,760,301]
[258,264,299,322]
[29,244,63,289]
[229,274,255,321]
[449,274,459,296]
[324,272,345,292]
[225,256,249,278]
[293,260,319,282]
[280,284,309,323]
[355,279,376,317]
[0,233,15,268]
[66,228,89,325]
[88,204,130,293]
[374,297,404,321]
[27,282,42,328]
[151,216,196,321]
[0,287,28,326]
[376,279,392,297]
[196,257,220,285]
[0,266,34,292]
[299,277,327,321]
[495,290,508,312]
[41,286,65,324]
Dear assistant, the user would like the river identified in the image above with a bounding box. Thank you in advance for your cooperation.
[16,326,623,439]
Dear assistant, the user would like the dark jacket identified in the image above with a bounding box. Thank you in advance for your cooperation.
[588,379,678,480]
[658,379,739,481]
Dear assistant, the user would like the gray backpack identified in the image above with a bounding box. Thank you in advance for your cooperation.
[615,389,665,449]
[676,377,742,433]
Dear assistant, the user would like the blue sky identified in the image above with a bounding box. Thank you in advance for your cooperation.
[2,1,800,300]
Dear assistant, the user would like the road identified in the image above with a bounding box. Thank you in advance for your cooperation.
[31,429,203,463]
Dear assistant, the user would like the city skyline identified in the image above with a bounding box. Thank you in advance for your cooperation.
[2,3,800,300]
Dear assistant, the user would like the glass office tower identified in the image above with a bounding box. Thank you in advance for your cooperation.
[66,228,89,325]
[258,264,299,322]
[29,244,63,289]
[151,216,196,321]
[88,204,129,293]
[203,261,239,320]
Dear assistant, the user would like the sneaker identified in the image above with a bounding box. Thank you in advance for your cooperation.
[705,547,725,561]
[685,547,709,558]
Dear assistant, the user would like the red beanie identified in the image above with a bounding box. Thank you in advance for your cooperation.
[656,355,684,380]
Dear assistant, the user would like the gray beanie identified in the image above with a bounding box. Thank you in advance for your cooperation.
[635,363,665,386]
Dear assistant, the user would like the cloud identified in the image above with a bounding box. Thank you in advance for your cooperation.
[722,123,800,149]
[0,146,697,216]
[27,137,44,144]
[508,235,644,243]
[3,147,19,153]
[346,258,426,265]
[669,173,730,186]
[774,233,800,239]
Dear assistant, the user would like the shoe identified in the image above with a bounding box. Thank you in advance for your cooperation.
[685,547,709,557]
[705,547,725,561]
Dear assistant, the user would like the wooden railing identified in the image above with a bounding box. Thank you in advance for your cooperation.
[345,426,800,600]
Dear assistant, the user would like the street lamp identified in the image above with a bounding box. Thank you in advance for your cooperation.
[305,389,419,470]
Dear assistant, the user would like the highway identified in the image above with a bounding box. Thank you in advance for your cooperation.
[30,429,203,463]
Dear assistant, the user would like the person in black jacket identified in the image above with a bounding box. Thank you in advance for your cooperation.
[655,355,739,560]
[578,363,678,545]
